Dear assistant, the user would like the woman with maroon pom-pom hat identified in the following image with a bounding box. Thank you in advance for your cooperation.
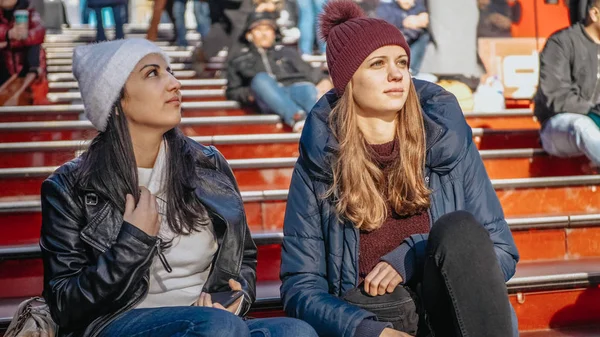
[279,1,519,337]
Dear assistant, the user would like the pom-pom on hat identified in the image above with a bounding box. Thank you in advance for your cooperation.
[319,0,411,96]
[73,38,170,132]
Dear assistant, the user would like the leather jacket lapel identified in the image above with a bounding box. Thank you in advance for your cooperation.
[194,166,245,284]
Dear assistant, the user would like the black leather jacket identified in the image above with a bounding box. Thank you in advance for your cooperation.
[40,141,257,337]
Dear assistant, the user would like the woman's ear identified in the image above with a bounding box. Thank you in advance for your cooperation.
[246,33,253,42]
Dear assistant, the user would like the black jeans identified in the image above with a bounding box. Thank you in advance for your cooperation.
[346,211,513,336]
[421,211,513,336]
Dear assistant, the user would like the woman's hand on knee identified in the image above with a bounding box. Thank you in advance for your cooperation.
[364,262,403,296]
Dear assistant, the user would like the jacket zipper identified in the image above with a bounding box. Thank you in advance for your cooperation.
[87,240,160,337]
[156,239,172,273]
[257,47,274,76]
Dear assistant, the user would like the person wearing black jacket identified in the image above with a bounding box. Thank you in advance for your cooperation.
[226,11,332,132]
[40,38,318,337]
[534,0,600,169]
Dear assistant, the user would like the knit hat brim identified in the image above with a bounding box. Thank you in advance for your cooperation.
[73,39,170,132]
[319,0,411,96]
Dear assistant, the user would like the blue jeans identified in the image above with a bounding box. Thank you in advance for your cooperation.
[409,32,430,75]
[80,0,92,24]
[172,0,188,47]
[296,0,327,55]
[193,0,210,38]
[250,72,318,127]
[540,113,600,166]
[173,0,210,46]
[93,5,125,41]
[98,306,318,337]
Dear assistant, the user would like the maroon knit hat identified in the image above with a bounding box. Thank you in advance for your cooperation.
[319,0,411,96]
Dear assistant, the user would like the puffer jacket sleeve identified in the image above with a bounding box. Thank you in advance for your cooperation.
[209,146,257,316]
[458,141,520,281]
[40,178,159,330]
[280,159,383,337]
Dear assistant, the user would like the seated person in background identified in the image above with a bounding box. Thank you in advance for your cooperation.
[226,11,332,132]
[477,0,521,38]
[534,0,600,171]
[0,0,46,104]
[376,0,429,75]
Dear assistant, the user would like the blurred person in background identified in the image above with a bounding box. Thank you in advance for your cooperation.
[0,0,47,104]
[147,0,176,43]
[87,0,126,41]
[376,0,429,75]
[534,0,600,172]
[191,0,253,75]
[418,0,482,84]
[226,11,332,132]
[297,0,327,56]
[172,0,211,47]
[477,0,522,38]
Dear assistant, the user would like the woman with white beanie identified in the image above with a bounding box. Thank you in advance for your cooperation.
[39,38,318,337]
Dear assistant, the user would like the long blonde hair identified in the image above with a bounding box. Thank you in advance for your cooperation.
[325,80,431,231]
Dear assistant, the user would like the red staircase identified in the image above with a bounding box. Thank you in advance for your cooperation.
[1,28,600,336]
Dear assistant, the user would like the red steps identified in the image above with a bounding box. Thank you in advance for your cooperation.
[0,152,593,197]
[0,131,544,168]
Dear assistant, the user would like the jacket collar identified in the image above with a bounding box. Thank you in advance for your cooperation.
[79,146,244,279]
[577,22,599,45]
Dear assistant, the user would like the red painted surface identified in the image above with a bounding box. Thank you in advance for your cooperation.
[567,228,600,259]
[0,212,41,245]
[474,131,540,150]
[498,186,600,217]
[511,0,570,38]
[510,286,600,330]
[256,244,281,281]
[467,116,539,130]
[512,229,567,261]
[483,156,589,180]
[0,259,43,298]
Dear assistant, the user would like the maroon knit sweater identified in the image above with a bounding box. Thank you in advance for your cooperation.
[358,139,431,281]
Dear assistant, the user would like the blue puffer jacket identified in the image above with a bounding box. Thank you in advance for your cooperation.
[280,79,520,337]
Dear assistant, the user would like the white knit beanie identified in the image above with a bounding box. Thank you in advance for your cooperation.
[72,38,171,132]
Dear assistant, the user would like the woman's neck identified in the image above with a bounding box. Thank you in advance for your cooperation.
[130,128,163,169]
[356,111,397,145]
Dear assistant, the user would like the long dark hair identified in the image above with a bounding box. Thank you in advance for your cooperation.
[76,90,213,236]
